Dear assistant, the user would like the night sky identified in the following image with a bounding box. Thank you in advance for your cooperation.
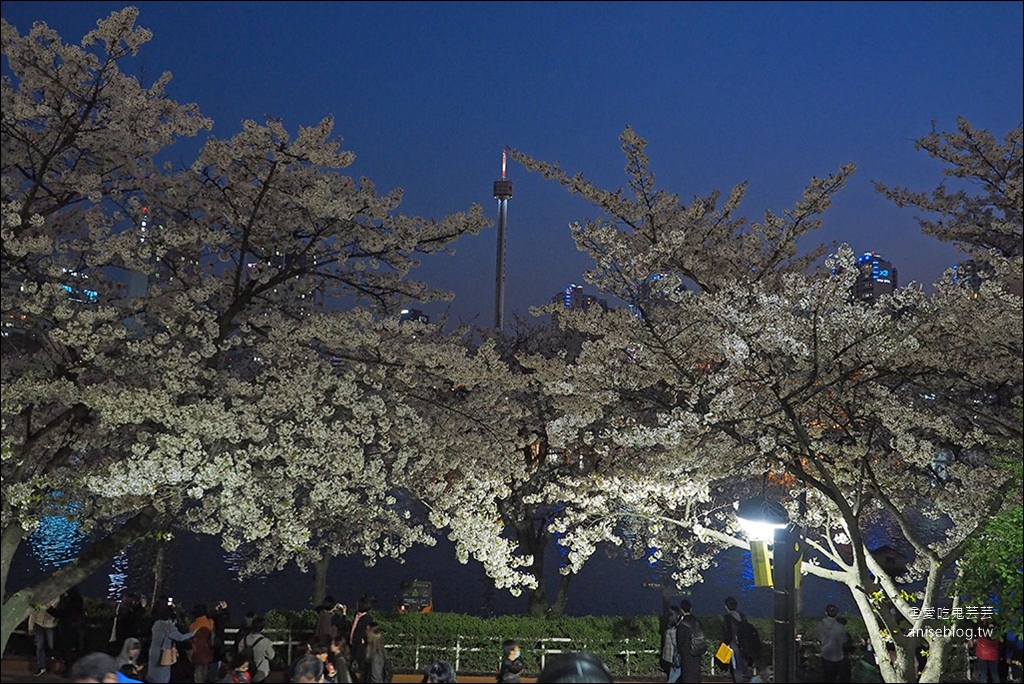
[4,1,1022,326]
[3,1,1022,617]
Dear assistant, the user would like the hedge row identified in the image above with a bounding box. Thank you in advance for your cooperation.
[19,599,968,680]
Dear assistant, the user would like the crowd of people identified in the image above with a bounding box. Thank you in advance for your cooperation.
[25,585,1023,684]
[38,590,481,683]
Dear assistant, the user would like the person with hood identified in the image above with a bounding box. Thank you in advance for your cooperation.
[114,637,144,681]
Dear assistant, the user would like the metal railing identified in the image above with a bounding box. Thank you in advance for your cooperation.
[379,633,662,677]
[9,625,667,677]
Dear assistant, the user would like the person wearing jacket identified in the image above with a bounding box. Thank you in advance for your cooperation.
[146,601,195,683]
[359,625,387,683]
[817,604,852,683]
[722,596,752,684]
[348,596,374,674]
[661,605,683,683]
[675,600,704,684]
[497,639,526,683]
[238,616,275,683]
[971,621,1002,684]
[189,604,216,683]
[28,595,61,676]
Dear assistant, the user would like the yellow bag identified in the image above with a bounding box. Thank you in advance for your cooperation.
[715,642,733,664]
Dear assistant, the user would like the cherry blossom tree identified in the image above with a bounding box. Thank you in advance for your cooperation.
[504,122,1022,682]
[1,7,487,652]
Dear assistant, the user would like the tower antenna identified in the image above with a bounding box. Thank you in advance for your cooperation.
[493,150,514,330]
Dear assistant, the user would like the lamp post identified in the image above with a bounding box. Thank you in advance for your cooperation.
[737,496,797,683]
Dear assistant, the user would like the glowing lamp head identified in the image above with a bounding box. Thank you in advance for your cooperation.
[736,496,789,541]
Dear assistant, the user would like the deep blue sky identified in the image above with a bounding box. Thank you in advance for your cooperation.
[3,2,1022,325]
[6,1,1016,617]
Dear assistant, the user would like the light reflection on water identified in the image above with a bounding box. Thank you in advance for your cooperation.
[107,551,129,600]
[27,515,86,571]
[17,516,929,621]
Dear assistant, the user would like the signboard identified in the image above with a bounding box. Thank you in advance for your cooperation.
[399,580,433,613]
[750,539,773,587]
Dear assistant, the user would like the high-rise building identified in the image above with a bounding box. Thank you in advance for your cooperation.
[399,308,430,324]
[551,284,608,312]
[852,252,897,304]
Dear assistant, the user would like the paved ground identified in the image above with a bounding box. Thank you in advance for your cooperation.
[0,656,697,683]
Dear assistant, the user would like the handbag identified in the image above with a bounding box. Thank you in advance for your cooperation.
[160,644,178,666]
[157,622,178,666]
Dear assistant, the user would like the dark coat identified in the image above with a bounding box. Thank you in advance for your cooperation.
[348,612,372,667]
[675,614,704,684]
[498,655,526,683]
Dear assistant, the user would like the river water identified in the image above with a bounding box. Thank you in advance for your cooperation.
[10,520,860,621]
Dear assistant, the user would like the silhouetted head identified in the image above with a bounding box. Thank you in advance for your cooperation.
[152,602,174,622]
[290,654,324,683]
[68,651,117,683]
[725,596,738,612]
[537,651,613,683]
[826,604,839,618]
[423,659,457,683]
[679,599,693,614]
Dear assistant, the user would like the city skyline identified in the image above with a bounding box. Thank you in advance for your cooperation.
[2,1,1021,329]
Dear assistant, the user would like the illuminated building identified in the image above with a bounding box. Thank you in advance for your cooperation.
[852,252,898,304]
[399,308,429,324]
[551,283,608,312]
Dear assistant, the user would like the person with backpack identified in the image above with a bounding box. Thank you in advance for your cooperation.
[723,596,760,683]
[237,616,275,684]
[675,599,706,684]
[661,605,683,683]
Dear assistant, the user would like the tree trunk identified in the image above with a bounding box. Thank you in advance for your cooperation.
[311,555,330,608]
[918,634,950,684]
[0,507,157,655]
[849,577,918,684]
[517,521,549,617]
[0,521,25,601]
[150,537,166,608]
[525,551,548,617]
[548,572,572,616]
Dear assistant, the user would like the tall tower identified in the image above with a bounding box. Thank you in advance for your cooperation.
[493,150,513,330]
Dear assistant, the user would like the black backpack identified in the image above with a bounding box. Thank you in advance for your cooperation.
[737,618,762,658]
[239,633,266,678]
[687,617,708,657]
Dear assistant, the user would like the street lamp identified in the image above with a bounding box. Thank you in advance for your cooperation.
[736,495,797,683]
